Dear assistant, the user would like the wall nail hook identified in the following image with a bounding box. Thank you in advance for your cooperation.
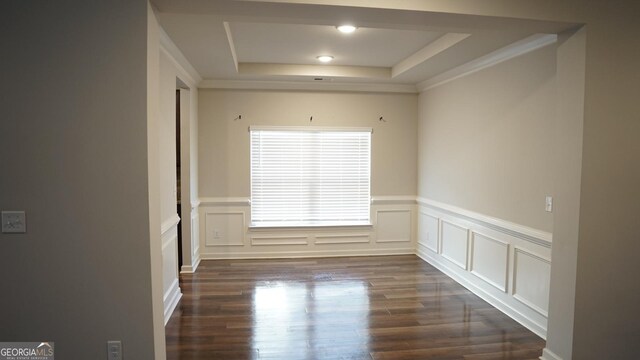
[234,115,242,121]
[310,116,313,122]
[379,116,387,122]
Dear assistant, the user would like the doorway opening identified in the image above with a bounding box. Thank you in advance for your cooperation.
[175,88,183,270]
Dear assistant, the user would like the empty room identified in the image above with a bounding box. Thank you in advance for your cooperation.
[2,1,639,360]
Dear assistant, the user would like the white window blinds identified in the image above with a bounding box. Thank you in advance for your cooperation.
[250,127,371,226]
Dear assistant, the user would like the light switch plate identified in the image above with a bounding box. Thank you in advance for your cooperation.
[545,196,553,212]
[107,341,122,360]
[2,211,26,233]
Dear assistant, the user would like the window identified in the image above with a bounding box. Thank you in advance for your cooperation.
[250,127,371,227]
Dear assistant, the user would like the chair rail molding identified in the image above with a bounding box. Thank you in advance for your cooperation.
[416,197,552,338]
[371,196,417,205]
[197,196,416,259]
[161,213,181,235]
[417,197,551,247]
[199,197,251,207]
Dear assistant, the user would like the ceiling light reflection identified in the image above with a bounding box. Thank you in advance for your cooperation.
[316,55,334,63]
[337,25,357,34]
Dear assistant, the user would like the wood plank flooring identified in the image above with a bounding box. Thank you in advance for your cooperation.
[165,255,545,359]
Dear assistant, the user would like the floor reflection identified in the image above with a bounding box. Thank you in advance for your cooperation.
[165,256,546,360]
[252,280,369,359]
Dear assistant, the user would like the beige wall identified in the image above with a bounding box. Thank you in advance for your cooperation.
[571,5,640,358]
[146,5,167,358]
[543,26,585,359]
[198,89,418,198]
[159,52,179,222]
[418,44,557,232]
[404,1,640,358]
[0,1,159,359]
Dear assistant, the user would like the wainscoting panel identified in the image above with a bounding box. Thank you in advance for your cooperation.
[191,211,200,256]
[375,209,412,243]
[204,211,245,247]
[420,212,440,253]
[470,232,509,292]
[180,207,200,274]
[513,247,551,316]
[198,197,415,259]
[161,214,182,324]
[162,231,178,295]
[441,220,469,270]
[416,197,552,339]
[315,234,371,245]
[250,235,309,246]
[181,209,201,273]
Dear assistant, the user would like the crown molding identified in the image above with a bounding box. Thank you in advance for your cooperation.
[392,33,470,78]
[223,21,239,73]
[159,26,203,87]
[417,33,557,92]
[198,79,418,93]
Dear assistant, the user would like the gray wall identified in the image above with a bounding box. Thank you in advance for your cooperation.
[571,4,640,358]
[418,44,557,232]
[543,27,585,359]
[0,1,158,359]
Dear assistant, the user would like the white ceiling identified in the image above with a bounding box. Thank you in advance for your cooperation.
[229,22,445,67]
[152,0,576,87]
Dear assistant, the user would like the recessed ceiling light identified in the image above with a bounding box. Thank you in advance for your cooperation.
[336,25,357,34]
[316,55,334,63]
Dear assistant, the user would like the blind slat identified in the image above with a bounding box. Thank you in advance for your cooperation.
[251,129,371,224]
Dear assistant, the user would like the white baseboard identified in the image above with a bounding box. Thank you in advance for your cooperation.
[180,254,201,274]
[200,247,413,260]
[163,279,182,325]
[540,348,563,360]
[416,244,547,338]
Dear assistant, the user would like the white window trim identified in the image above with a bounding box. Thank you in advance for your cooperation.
[250,126,372,228]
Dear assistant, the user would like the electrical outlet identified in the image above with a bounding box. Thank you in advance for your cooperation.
[545,196,553,212]
[2,211,26,233]
[107,341,122,360]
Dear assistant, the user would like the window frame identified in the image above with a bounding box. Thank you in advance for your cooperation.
[249,126,372,228]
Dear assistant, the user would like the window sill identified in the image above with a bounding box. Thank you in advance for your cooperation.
[249,221,373,230]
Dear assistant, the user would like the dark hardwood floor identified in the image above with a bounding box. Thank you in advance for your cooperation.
[166,255,545,359]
